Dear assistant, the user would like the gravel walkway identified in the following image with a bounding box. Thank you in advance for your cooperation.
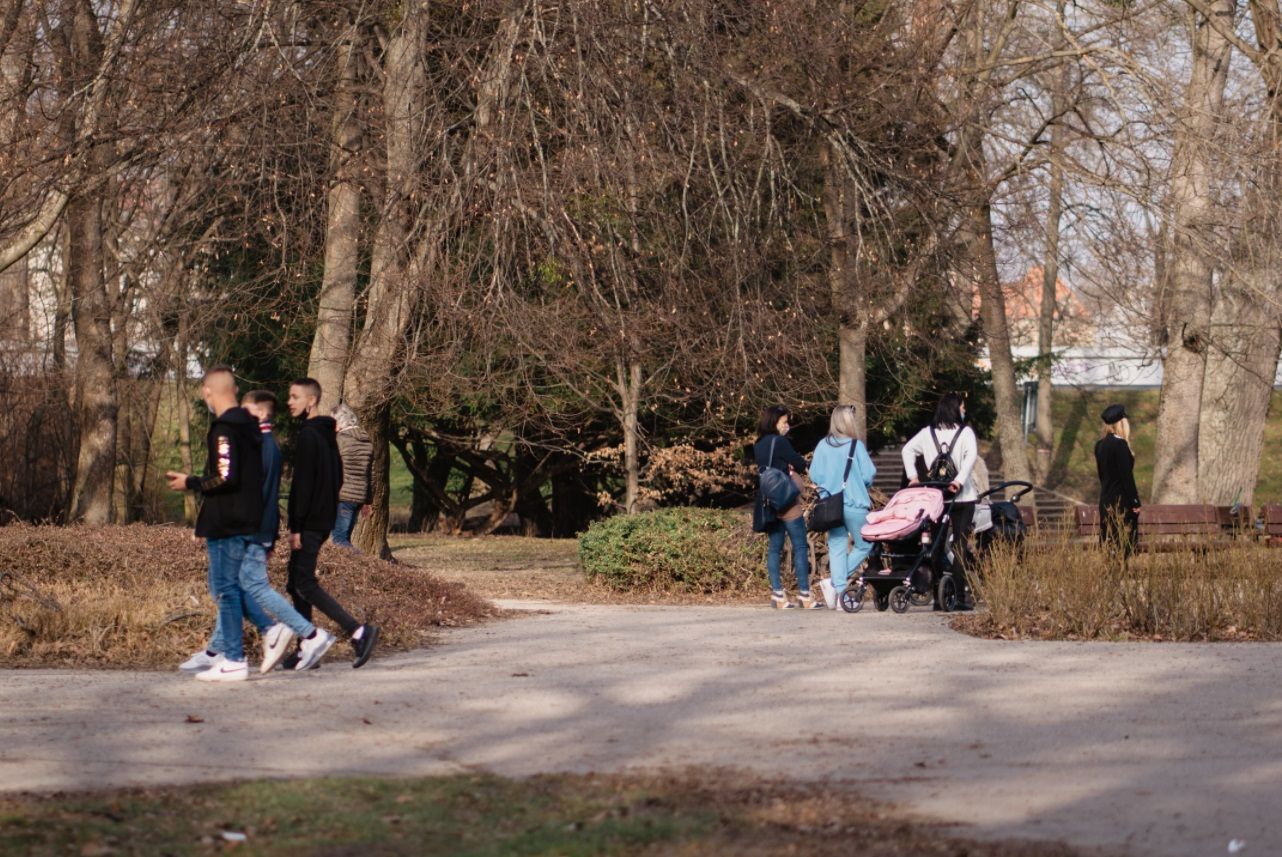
[2,601,1279,856]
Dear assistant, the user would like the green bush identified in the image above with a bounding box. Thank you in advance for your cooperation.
[578,508,767,593]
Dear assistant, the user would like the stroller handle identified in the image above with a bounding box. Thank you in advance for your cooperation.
[977,480,1034,504]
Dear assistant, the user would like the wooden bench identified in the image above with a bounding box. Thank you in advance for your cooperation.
[1074,504,1241,551]
[1261,505,1282,545]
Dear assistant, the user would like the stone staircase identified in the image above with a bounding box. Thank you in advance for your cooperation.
[868,444,1081,528]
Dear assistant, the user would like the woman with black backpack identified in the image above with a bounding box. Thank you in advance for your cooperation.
[751,405,818,609]
[901,392,978,610]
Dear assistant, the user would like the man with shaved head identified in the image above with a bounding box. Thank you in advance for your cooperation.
[166,366,265,683]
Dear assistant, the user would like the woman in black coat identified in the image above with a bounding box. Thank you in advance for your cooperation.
[1095,403,1141,554]
[751,405,818,609]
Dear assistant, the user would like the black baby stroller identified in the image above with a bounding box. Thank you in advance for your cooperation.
[840,482,957,614]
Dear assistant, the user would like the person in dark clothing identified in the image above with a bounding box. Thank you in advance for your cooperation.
[751,405,816,609]
[285,378,379,668]
[166,367,264,683]
[1096,403,1141,554]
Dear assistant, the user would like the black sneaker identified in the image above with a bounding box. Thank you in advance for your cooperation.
[351,624,379,669]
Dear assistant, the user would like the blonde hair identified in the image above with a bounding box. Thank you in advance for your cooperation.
[827,405,859,441]
[1104,417,1131,447]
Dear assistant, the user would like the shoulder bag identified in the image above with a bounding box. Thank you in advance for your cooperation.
[758,437,801,513]
[806,440,857,533]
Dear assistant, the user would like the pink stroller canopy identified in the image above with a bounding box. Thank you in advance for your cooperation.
[860,487,946,542]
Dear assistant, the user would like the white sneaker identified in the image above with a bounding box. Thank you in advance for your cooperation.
[179,650,218,673]
[295,629,336,671]
[260,623,297,674]
[195,659,248,682]
[819,577,837,610]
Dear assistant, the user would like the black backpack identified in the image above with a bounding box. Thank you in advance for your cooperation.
[926,425,968,484]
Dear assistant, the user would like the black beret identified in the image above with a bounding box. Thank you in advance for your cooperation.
[1101,404,1127,424]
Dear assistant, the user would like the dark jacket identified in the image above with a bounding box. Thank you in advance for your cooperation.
[751,434,807,532]
[337,426,373,505]
[288,415,343,534]
[1095,434,1141,514]
[254,425,283,547]
[187,407,264,540]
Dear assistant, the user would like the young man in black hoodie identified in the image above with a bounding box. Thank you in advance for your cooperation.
[285,378,379,668]
[166,367,264,683]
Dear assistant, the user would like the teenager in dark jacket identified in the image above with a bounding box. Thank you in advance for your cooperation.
[1096,403,1141,554]
[166,367,264,683]
[751,405,817,610]
[285,378,379,668]
[181,390,337,675]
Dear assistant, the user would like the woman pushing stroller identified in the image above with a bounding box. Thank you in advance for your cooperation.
[901,392,978,611]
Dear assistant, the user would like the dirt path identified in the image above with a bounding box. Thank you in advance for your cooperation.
[2,601,1278,856]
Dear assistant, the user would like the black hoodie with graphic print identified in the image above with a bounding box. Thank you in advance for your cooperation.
[288,415,344,534]
[186,406,265,539]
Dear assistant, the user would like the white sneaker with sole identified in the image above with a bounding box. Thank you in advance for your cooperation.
[819,577,837,610]
[260,623,296,674]
[295,629,336,671]
[195,659,248,682]
[179,650,218,673]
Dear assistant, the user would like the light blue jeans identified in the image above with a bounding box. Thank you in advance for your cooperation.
[209,543,315,656]
[826,506,872,594]
[206,536,252,663]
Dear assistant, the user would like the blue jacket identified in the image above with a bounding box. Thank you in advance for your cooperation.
[808,436,875,509]
[255,427,283,548]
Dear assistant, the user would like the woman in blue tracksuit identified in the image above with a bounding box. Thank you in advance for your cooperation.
[809,405,876,609]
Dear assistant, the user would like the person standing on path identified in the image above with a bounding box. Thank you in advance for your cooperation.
[1095,403,1141,555]
[286,378,379,668]
[902,392,978,610]
[166,367,263,683]
[751,405,817,609]
[331,403,373,551]
[809,405,876,610]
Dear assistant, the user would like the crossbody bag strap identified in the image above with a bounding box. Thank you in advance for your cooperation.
[766,436,777,470]
[839,439,856,490]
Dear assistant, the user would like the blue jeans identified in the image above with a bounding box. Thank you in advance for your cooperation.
[209,543,315,655]
[206,536,252,663]
[767,516,811,592]
[331,502,361,549]
[827,506,872,594]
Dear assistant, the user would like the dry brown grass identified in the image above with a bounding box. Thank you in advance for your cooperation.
[0,524,497,669]
[962,535,1282,641]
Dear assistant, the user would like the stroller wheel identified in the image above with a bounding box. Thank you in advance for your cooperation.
[873,590,890,612]
[840,584,866,614]
[909,589,933,608]
[889,585,911,614]
[938,574,959,613]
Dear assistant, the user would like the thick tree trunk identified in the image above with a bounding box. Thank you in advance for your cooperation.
[1151,0,1234,504]
[1198,277,1280,505]
[352,404,394,559]
[307,33,362,412]
[66,194,116,523]
[822,144,868,438]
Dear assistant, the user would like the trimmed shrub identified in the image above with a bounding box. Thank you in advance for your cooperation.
[578,508,767,593]
[0,524,497,668]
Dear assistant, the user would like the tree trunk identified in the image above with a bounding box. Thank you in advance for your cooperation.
[307,32,362,412]
[66,193,116,524]
[617,358,642,514]
[175,332,196,525]
[957,178,1033,484]
[822,143,869,438]
[1198,277,1280,505]
[1151,0,1234,504]
[1035,69,1068,485]
[352,404,393,559]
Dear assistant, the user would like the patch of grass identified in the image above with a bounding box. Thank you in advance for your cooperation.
[0,772,1088,857]
[0,525,497,669]
[964,537,1282,641]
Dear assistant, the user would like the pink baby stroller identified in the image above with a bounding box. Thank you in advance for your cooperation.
[840,483,961,613]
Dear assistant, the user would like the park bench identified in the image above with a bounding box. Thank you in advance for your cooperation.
[1073,504,1240,551]
[1260,505,1282,546]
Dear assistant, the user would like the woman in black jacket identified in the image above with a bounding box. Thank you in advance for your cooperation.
[1095,403,1141,554]
[752,405,818,609]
